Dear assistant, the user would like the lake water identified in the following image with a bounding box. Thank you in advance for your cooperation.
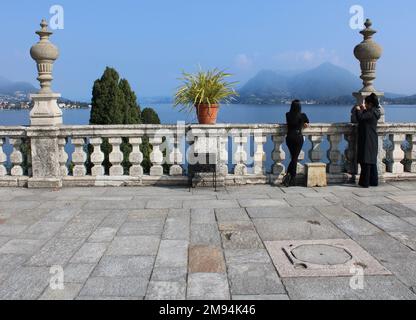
[1,104,416,126]
[1,104,415,174]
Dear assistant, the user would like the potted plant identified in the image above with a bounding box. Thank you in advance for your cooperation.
[174,68,238,124]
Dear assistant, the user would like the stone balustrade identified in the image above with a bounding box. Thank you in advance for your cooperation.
[0,123,415,188]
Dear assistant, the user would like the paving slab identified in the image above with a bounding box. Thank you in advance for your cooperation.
[0,267,50,300]
[93,256,154,278]
[215,208,250,222]
[187,273,230,300]
[224,249,272,265]
[283,276,416,300]
[118,219,165,236]
[155,240,188,268]
[183,200,239,209]
[253,217,347,241]
[0,239,45,255]
[238,199,289,208]
[227,263,285,295]
[191,208,216,224]
[246,206,321,219]
[189,246,226,273]
[64,263,96,283]
[145,281,186,300]
[162,216,190,240]
[27,237,85,267]
[151,267,188,282]
[88,227,117,243]
[190,223,221,246]
[39,283,83,300]
[70,242,108,264]
[106,236,160,256]
[377,203,416,218]
[79,277,149,297]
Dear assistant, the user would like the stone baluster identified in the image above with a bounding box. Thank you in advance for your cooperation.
[0,138,6,176]
[72,138,87,177]
[90,138,104,176]
[271,135,285,175]
[344,132,357,175]
[327,134,343,174]
[377,134,387,176]
[405,134,416,173]
[149,135,164,176]
[387,134,405,174]
[168,133,183,176]
[253,130,267,175]
[233,132,248,176]
[58,137,68,176]
[297,149,306,175]
[9,138,23,176]
[217,129,229,176]
[109,138,124,176]
[308,135,323,162]
[129,137,143,177]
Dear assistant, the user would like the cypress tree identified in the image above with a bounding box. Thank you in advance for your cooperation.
[88,67,160,175]
[90,67,124,125]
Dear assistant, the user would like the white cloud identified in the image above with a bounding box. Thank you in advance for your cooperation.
[234,54,253,69]
[273,48,341,67]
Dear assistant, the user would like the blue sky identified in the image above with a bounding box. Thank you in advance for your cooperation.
[1,0,415,100]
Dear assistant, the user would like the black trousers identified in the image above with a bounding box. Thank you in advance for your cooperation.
[359,163,379,187]
[286,133,304,177]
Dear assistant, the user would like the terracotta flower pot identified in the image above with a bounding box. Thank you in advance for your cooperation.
[195,104,219,124]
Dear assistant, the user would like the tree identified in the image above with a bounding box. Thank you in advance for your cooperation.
[87,67,146,174]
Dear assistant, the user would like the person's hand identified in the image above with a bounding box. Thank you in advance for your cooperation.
[303,123,309,128]
[355,105,361,111]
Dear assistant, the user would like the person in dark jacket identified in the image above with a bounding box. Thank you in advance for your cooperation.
[354,93,382,188]
[282,100,310,187]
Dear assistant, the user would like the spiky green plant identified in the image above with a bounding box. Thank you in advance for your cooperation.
[174,68,238,113]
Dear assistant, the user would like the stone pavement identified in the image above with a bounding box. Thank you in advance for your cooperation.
[0,181,416,300]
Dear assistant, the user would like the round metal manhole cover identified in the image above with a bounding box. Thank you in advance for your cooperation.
[291,244,352,265]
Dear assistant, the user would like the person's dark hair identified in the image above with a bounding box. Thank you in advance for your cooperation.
[365,93,379,108]
[289,100,302,115]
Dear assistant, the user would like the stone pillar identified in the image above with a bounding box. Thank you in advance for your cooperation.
[109,138,124,176]
[27,128,62,188]
[28,20,63,188]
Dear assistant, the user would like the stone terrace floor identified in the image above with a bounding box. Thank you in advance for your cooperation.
[0,181,416,300]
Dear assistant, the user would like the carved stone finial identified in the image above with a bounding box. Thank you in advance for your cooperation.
[352,18,385,122]
[30,19,59,94]
[29,19,62,127]
[353,18,383,93]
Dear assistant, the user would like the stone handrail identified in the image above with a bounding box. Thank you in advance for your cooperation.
[1,123,415,187]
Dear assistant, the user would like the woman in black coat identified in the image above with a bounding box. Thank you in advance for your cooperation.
[354,93,382,188]
[282,100,310,187]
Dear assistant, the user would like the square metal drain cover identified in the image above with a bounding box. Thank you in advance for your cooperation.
[265,239,391,278]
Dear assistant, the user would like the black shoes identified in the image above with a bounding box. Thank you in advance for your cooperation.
[282,174,296,187]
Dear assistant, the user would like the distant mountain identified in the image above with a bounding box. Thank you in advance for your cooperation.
[237,62,362,104]
[0,76,37,95]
